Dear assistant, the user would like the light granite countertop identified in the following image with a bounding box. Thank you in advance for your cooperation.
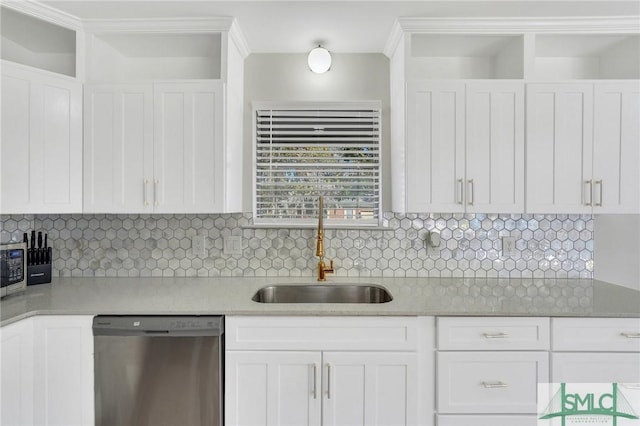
[1,277,639,326]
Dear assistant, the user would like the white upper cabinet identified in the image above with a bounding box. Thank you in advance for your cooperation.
[153,82,225,213]
[1,63,83,214]
[84,81,224,213]
[83,84,154,213]
[527,82,640,214]
[526,83,594,214]
[1,6,83,214]
[82,20,247,213]
[465,82,524,213]
[390,19,639,215]
[405,81,465,213]
[402,81,523,213]
[592,82,640,214]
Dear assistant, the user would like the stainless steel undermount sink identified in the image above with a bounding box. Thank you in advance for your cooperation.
[251,284,393,304]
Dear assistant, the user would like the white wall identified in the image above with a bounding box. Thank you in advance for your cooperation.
[242,53,390,211]
[594,214,640,291]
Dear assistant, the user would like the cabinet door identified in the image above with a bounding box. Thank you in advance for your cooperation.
[323,352,418,426]
[0,318,34,426]
[84,84,154,213]
[32,316,94,426]
[225,351,321,426]
[406,81,465,213]
[526,83,594,213]
[466,82,524,213]
[1,64,82,214]
[592,82,640,214]
[153,81,224,213]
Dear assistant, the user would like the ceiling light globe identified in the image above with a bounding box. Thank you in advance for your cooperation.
[307,46,332,74]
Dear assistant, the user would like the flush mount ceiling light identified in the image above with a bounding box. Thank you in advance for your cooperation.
[307,45,332,74]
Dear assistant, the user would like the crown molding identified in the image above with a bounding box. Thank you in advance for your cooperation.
[395,16,640,34]
[229,19,252,58]
[1,0,82,30]
[82,17,237,34]
[383,20,404,58]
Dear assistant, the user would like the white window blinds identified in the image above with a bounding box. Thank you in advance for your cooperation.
[254,103,381,226]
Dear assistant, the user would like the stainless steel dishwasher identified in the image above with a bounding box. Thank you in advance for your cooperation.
[93,315,224,426]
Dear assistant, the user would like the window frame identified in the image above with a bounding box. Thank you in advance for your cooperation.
[251,101,383,228]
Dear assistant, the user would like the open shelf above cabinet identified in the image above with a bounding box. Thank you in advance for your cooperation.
[1,6,76,77]
[88,32,222,81]
[534,34,640,80]
[408,34,524,79]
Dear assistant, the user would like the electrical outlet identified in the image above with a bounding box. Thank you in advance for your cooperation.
[502,236,517,257]
[192,235,207,257]
[426,231,441,256]
[224,236,243,255]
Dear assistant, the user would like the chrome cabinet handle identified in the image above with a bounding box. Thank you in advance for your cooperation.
[143,179,150,206]
[457,178,464,205]
[154,179,159,206]
[312,364,317,399]
[482,332,509,339]
[621,332,640,338]
[326,364,331,399]
[594,180,603,207]
[482,381,508,388]
[621,383,640,389]
[467,179,474,206]
[585,180,593,206]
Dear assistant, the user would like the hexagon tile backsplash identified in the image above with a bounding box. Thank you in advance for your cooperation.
[0,213,593,279]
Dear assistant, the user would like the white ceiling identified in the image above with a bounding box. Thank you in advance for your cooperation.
[38,0,640,53]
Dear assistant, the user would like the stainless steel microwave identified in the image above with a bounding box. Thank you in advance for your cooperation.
[1,242,27,298]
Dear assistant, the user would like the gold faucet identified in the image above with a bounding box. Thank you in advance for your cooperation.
[315,195,334,281]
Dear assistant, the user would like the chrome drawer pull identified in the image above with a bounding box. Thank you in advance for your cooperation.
[621,383,640,389]
[154,179,159,206]
[457,178,463,205]
[482,381,508,388]
[326,364,332,399]
[620,332,640,338]
[143,179,150,206]
[312,364,317,399]
[584,180,593,206]
[482,332,509,339]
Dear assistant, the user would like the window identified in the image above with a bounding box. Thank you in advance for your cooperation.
[253,102,381,227]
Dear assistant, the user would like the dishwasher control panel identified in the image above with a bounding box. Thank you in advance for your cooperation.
[93,315,224,337]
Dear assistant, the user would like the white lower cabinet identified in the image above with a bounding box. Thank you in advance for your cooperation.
[225,316,432,426]
[225,351,322,426]
[437,352,548,414]
[0,315,94,426]
[1,317,35,426]
[32,315,94,426]
[436,317,550,426]
[551,317,640,384]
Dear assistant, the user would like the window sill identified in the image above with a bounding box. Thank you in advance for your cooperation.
[241,224,392,231]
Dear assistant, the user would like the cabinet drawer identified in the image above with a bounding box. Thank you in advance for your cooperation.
[225,316,420,351]
[552,318,640,351]
[552,352,640,383]
[437,414,537,426]
[438,317,550,350]
[437,352,548,414]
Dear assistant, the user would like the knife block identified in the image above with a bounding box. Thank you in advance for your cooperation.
[27,262,52,285]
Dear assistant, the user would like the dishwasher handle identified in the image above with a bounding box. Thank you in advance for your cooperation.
[93,315,224,337]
